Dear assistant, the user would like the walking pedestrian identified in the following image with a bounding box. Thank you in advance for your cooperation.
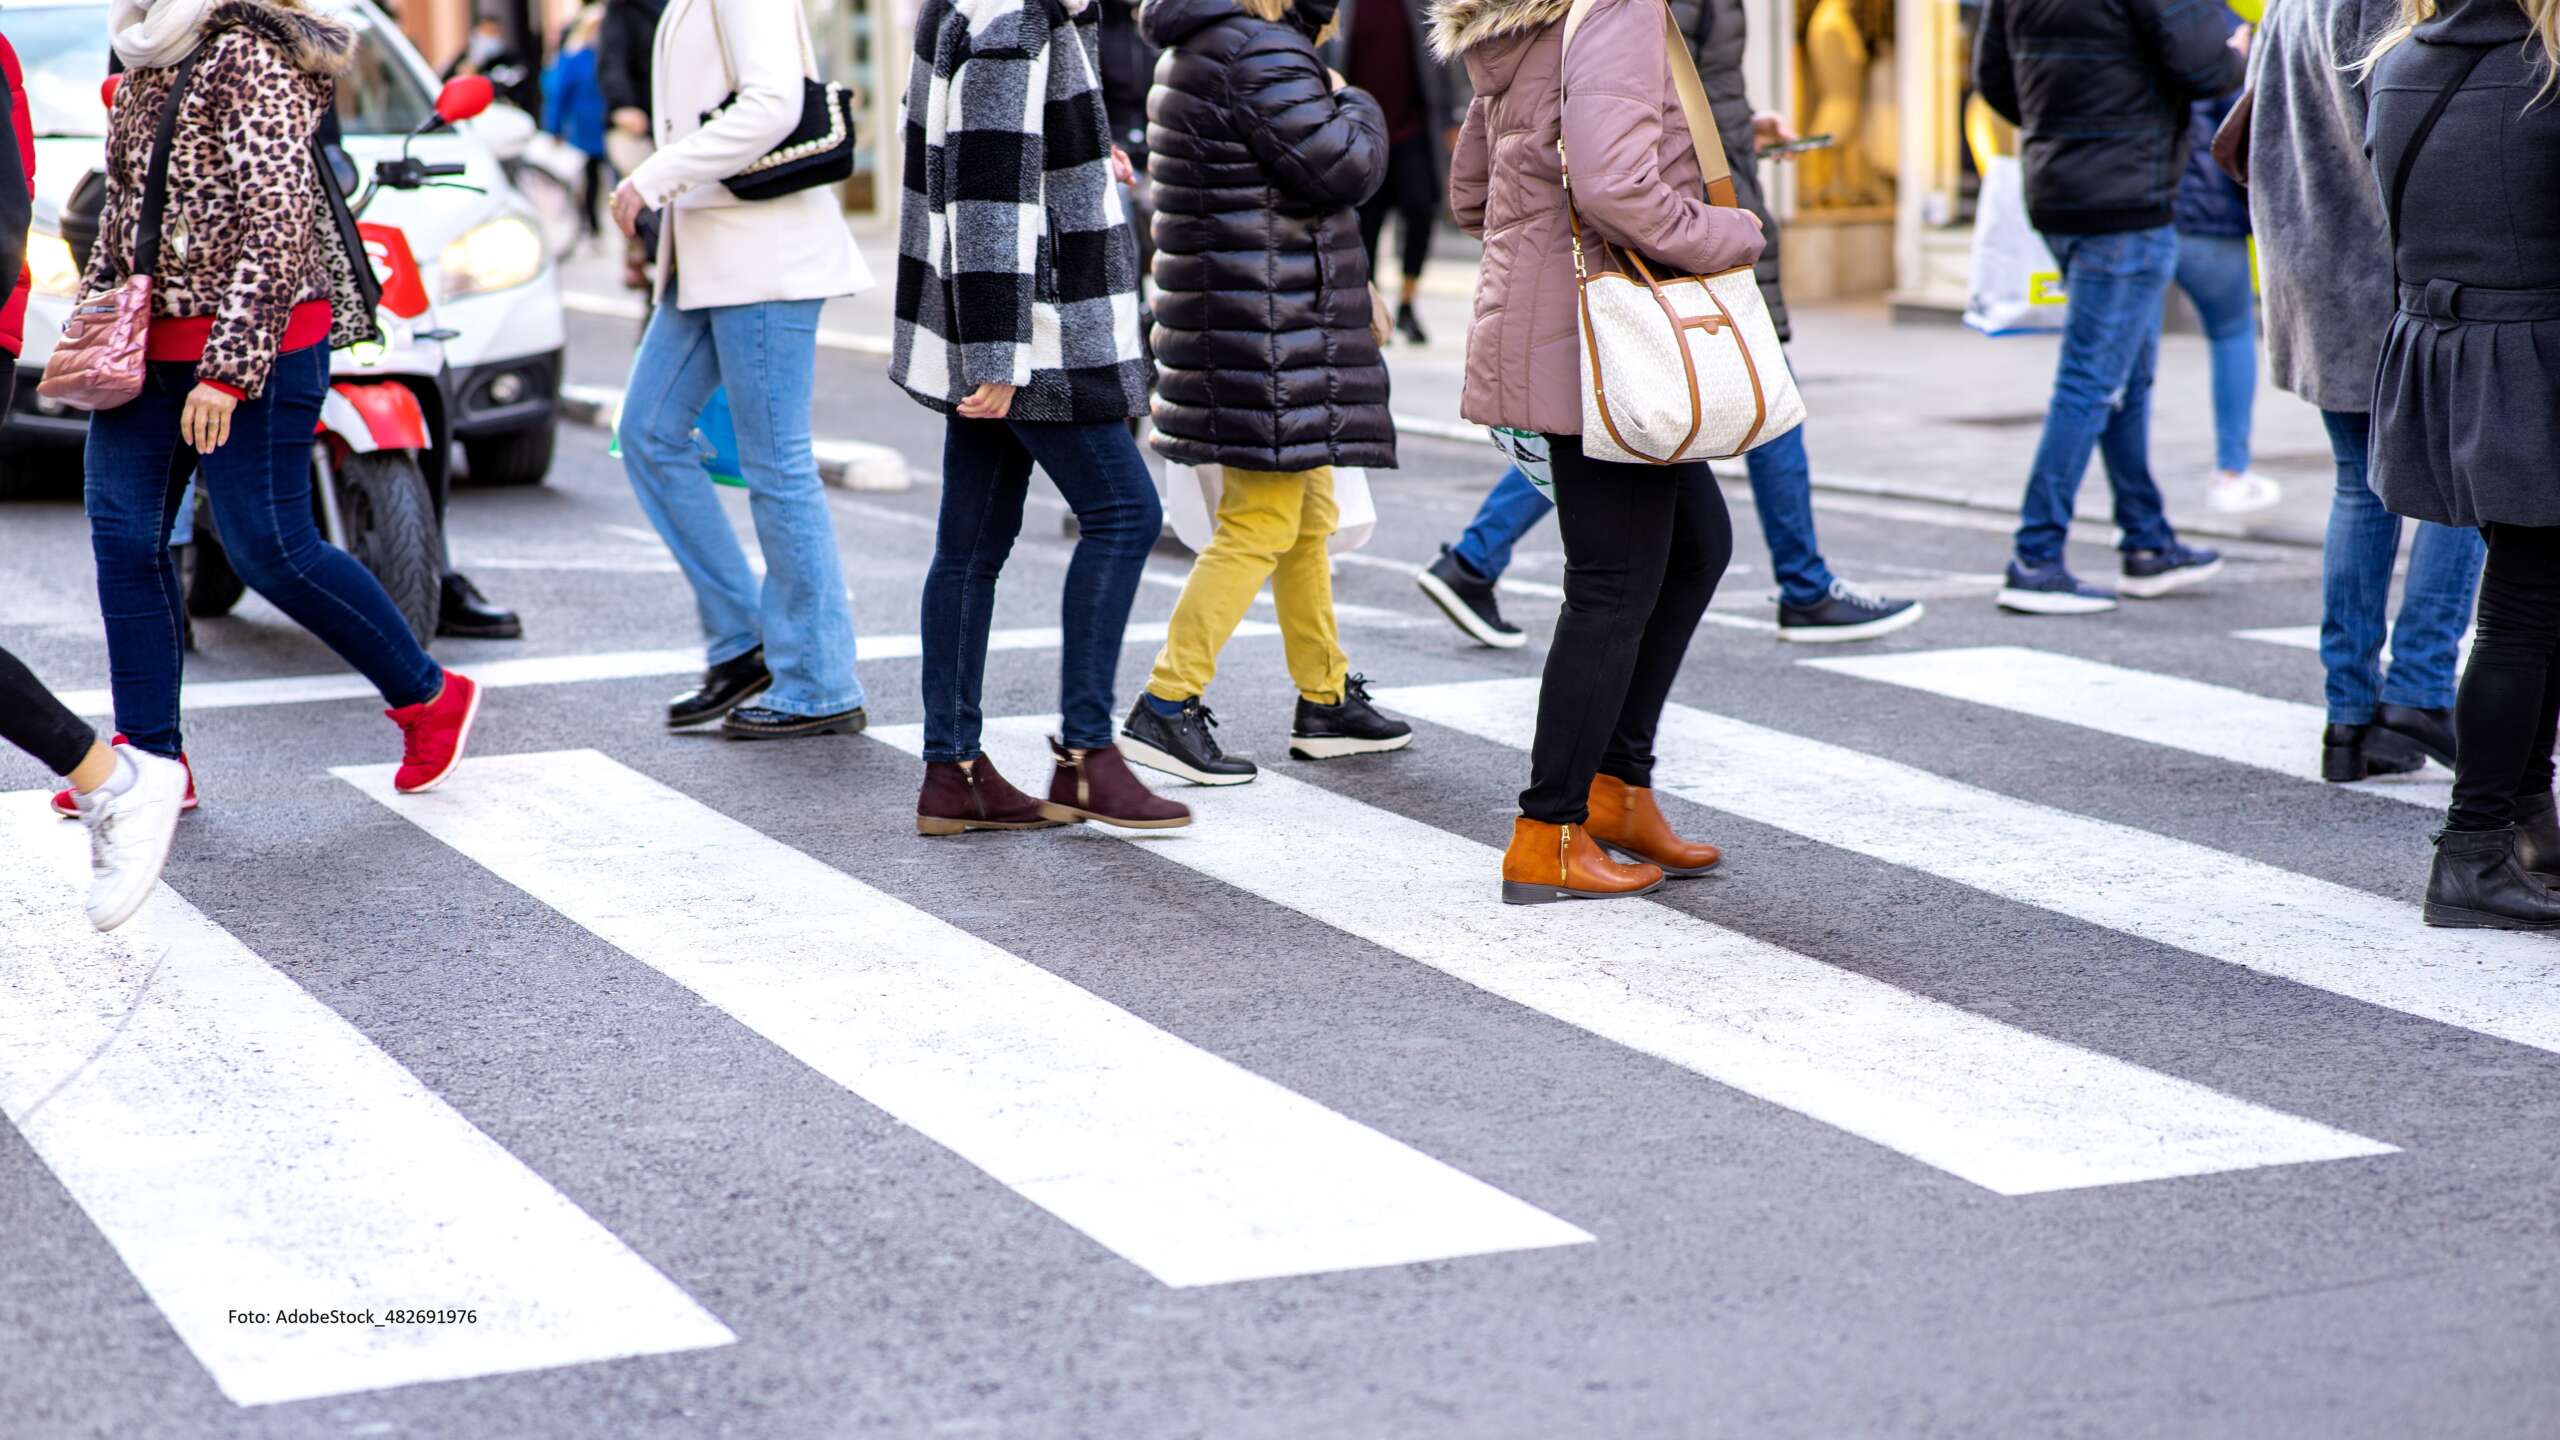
[1414,0,1921,650]
[542,6,611,243]
[1975,0,2243,615]
[611,0,870,740]
[597,0,663,290]
[892,0,1189,834]
[1327,0,1456,344]
[79,0,481,801]
[2,32,186,932]
[2356,0,2560,929]
[1434,0,1763,903]
[2176,11,2281,517]
[1126,0,1416,787]
[2241,0,2481,787]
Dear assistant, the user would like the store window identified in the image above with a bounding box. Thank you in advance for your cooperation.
[1793,0,1895,219]
[806,0,889,211]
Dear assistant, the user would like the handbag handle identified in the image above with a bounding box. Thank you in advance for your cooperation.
[130,52,204,282]
[702,0,818,94]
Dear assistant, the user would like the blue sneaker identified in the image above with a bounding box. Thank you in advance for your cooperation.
[1997,557,2118,615]
[2119,542,2224,599]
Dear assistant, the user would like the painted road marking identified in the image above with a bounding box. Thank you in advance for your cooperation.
[0,792,733,1406]
[1387,677,2560,1056]
[2236,624,2473,667]
[872,719,2390,1195]
[339,751,1588,1287]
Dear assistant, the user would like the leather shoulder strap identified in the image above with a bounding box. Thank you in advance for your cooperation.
[2385,43,2492,280]
[131,52,202,280]
[1558,0,1736,209]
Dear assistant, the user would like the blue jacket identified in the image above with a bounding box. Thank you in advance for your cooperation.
[2176,87,2251,237]
[541,45,607,159]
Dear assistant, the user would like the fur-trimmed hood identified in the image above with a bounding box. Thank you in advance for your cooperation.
[207,0,356,76]
[1426,0,1569,60]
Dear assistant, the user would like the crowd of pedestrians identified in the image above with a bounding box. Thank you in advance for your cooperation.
[8,0,2558,932]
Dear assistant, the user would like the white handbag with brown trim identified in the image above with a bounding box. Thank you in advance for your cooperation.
[1558,0,1804,464]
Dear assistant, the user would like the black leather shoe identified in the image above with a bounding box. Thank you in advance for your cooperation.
[2375,702,2457,769]
[2516,791,2560,881]
[1119,696,1257,786]
[436,572,523,640]
[720,703,866,740]
[2424,826,2560,930]
[669,647,772,729]
[2321,722,2427,782]
[1395,301,1428,346]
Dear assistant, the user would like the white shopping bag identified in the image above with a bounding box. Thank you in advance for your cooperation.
[1963,156,2069,336]
[1157,463,1375,555]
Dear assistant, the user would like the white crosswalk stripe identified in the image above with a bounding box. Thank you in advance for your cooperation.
[870,719,2391,1195]
[336,750,1591,1287]
[2236,623,2473,665]
[1801,646,2452,809]
[1384,677,2560,1054]
[0,792,735,1407]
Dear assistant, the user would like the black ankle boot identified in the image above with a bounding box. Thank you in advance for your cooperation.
[2423,826,2560,930]
[2515,792,2560,880]
[2375,702,2458,768]
[2321,723,2426,782]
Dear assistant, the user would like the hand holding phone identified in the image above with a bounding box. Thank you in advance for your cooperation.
[1756,133,1837,161]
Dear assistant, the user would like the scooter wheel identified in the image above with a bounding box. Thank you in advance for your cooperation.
[338,450,443,650]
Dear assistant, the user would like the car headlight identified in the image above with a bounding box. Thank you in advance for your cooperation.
[437,214,546,300]
[26,230,84,299]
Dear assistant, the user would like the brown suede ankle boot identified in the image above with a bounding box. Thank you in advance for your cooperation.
[1500,817,1664,905]
[1585,774,1721,875]
[917,755,1064,836]
[1040,738,1193,829]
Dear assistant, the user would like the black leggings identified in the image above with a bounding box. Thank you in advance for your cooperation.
[1357,130,1439,285]
[0,645,97,778]
[1520,434,1733,824]
[578,152,610,238]
[2450,521,2560,831]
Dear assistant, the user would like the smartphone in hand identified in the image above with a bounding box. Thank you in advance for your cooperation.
[1756,133,1837,160]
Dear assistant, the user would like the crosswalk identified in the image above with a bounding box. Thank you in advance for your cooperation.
[6,630,2526,1409]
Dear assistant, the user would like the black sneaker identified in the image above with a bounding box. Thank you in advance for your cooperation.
[1120,696,1257,786]
[1417,547,1527,650]
[1290,675,1415,760]
[1776,580,1925,644]
[719,703,866,740]
[2119,541,2223,599]
[1996,557,2117,615]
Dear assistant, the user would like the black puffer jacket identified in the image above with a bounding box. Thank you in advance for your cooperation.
[1142,0,1396,472]
[1973,0,2243,235]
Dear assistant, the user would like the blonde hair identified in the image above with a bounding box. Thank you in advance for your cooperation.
[1235,0,1339,45]
[2360,0,2560,99]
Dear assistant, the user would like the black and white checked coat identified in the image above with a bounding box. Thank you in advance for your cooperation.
[892,0,1153,422]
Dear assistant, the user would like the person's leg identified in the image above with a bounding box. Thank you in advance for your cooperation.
[1741,424,1833,608]
[2092,229,2182,556]
[2174,232,2259,475]
[83,363,198,759]
[1357,184,1392,287]
[199,345,443,708]
[706,298,863,716]
[1001,419,1162,750]
[2381,517,2488,715]
[618,291,762,670]
[1145,466,1305,704]
[1265,466,1352,703]
[2317,409,2397,725]
[1449,466,1556,582]
[0,644,100,778]
[920,414,1035,763]
[1395,132,1436,306]
[2447,524,2560,831]
[2013,229,2176,565]
[1600,460,1733,787]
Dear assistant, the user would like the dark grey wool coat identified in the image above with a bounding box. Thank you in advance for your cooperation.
[2366,0,2560,528]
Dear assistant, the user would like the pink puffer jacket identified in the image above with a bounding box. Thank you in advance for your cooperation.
[1433,0,1764,437]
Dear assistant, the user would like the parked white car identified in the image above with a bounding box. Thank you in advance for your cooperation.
[4,0,568,484]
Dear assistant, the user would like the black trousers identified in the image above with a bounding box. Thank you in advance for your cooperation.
[1520,434,1732,824]
[0,644,95,777]
[2450,521,2560,831]
[1357,130,1439,284]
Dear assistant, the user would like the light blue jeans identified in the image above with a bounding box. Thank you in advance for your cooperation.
[619,282,863,716]
[2318,409,2483,724]
[2173,231,2258,475]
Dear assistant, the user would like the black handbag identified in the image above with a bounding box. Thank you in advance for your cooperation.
[699,0,858,202]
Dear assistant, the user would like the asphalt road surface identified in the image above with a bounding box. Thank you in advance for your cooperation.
[2,318,2552,1440]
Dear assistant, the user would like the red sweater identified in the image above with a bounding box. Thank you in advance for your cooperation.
[2,37,32,359]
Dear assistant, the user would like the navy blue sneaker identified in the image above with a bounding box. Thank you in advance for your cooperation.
[2119,542,2224,599]
[1997,558,2118,615]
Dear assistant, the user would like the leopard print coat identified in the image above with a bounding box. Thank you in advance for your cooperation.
[81,0,373,399]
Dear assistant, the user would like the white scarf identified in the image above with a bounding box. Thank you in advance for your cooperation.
[109,0,224,70]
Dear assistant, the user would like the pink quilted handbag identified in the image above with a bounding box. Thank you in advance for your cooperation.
[36,52,201,412]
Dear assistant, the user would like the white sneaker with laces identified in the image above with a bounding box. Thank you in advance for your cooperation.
[81,746,189,932]
[2207,470,2283,515]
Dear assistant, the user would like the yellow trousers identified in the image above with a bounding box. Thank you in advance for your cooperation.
[1147,465,1349,705]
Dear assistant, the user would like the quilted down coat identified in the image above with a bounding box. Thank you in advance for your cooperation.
[1141,0,1397,472]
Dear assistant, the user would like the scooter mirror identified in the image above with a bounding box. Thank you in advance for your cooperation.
[100,75,121,109]
[433,76,495,127]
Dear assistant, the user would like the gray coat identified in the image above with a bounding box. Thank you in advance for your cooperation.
[2245,0,2395,415]
[1668,0,1787,339]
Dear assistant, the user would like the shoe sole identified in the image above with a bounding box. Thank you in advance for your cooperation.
[1116,733,1257,786]
[395,681,481,795]
[722,711,867,740]
[1036,800,1194,830]
[2422,900,2560,931]
[436,622,526,640]
[917,814,1073,836]
[1288,731,1416,761]
[2117,557,2224,599]
[1415,571,1529,650]
[1996,586,2118,616]
[1777,601,1927,644]
[668,679,771,730]
[1600,843,1721,877]
[55,792,197,819]
[2323,748,2429,783]
[1500,876,1667,906]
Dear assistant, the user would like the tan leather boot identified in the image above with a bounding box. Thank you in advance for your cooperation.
[1585,774,1721,876]
[1500,817,1664,905]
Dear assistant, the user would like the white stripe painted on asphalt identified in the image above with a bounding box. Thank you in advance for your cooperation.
[338,751,1588,1287]
[55,621,1280,718]
[1800,646,2450,810]
[1386,677,2560,1056]
[871,720,2390,1195]
[2236,624,2474,667]
[0,791,734,1407]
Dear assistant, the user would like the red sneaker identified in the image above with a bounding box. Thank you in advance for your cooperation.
[52,733,198,818]
[387,672,480,794]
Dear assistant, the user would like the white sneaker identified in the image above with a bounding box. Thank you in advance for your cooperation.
[81,746,189,932]
[2207,470,2283,515]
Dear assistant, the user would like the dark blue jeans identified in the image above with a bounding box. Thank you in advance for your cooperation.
[85,346,442,758]
[2013,226,2182,567]
[921,414,1163,762]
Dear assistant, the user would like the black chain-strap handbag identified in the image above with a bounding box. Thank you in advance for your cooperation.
[699,0,858,202]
